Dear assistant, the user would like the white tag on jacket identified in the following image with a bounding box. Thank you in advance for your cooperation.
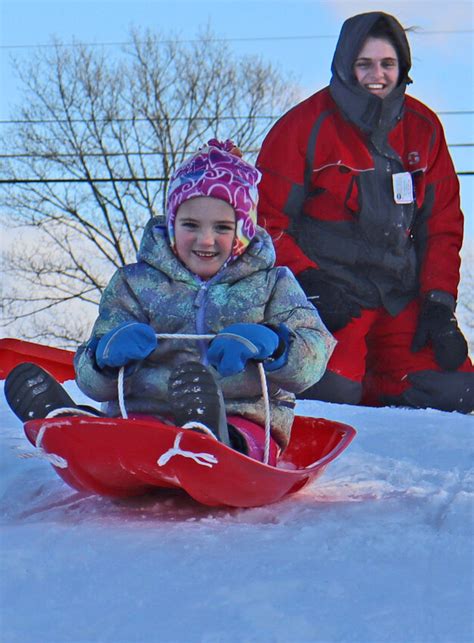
[392,172,414,204]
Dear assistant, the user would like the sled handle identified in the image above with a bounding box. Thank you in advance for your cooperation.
[117,332,273,465]
[304,424,356,469]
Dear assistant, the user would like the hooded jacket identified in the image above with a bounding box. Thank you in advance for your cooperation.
[257,12,464,315]
[74,219,335,447]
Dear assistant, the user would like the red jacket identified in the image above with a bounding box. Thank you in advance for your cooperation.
[257,87,464,314]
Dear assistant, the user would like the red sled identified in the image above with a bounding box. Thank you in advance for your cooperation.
[8,337,356,507]
[23,415,356,508]
[0,338,75,382]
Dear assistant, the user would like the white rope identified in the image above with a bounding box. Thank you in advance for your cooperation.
[34,422,68,469]
[22,332,273,473]
[46,407,99,419]
[156,433,218,468]
[181,421,219,440]
[257,363,271,465]
[117,367,128,419]
[16,444,68,468]
[22,407,101,469]
[115,331,273,465]
[155,333,215,340]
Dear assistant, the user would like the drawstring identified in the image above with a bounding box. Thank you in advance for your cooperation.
[23,332,273,469]
[117,332,272,465]
[257,362,271,465]
[18,407,100,468]
[157,433,218,468]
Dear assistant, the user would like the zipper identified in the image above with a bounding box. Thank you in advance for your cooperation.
[194,281,211,364]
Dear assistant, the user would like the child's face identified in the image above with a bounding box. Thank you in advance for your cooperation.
[174,197,236,279]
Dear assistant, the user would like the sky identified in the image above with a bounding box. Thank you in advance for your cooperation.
[1,377,473,642]
[0,0,473,237]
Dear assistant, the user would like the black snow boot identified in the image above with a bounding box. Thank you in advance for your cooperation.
[168,361,231,446]
[5,362,80,422]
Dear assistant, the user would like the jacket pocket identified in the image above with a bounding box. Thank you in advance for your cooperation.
[303,163,362,222]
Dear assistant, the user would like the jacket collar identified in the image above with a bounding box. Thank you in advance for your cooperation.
[329,75,406,136]
[329,11,411,136]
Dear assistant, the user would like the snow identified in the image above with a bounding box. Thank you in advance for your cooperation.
[1,380,473,643]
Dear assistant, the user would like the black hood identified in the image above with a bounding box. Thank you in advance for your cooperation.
[329,12,412,136]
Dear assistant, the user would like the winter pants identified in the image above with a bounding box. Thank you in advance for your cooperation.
[302,300,473,411]
[227,416,279,466]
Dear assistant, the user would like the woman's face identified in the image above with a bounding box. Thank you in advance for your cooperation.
[353,36,399,99]
[174,196,236,280]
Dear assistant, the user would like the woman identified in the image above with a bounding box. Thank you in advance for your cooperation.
[256,11,473,412]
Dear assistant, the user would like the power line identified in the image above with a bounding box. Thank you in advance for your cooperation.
[1,29,472,50]
[0,151,166,159]
[0,111,472,127]
[1,144,472,160]
[0,148,261,160]
[0,115,276,125]
[437,111,474,116]
[2,172,473,185]
[0,177,168,184]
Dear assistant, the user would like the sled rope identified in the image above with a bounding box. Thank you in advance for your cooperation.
[34,422,68,468]
[28,407,99,469]
[117,331,272,464]
[258,362,271,465]
[181,421,219,440]
[157,433,218,468]
[117,367,127,420]
[46,408,100,419]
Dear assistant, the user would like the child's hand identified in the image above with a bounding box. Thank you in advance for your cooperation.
[207,323,289,377]
[95,321,157,370]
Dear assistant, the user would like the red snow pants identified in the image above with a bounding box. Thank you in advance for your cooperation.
[324,299,473,405]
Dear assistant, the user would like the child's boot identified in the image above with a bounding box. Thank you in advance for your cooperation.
[168,361,231,447]
[5,362,81,422]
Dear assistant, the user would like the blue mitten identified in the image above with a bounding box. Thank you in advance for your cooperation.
[207,323,290,377]
[95,321,157,370]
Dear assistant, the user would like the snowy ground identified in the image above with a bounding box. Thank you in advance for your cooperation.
[1,380,473,643]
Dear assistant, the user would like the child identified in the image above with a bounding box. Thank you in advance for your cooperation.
[5,140,335,462]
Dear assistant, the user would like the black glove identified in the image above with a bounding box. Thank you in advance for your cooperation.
[412,300,468,371]
[383,370,474,414]
[297,268,361,332]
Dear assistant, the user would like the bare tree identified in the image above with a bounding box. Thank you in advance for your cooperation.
[0,27,300,348]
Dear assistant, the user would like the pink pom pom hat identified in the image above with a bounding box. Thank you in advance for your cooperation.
[166,139,261,262]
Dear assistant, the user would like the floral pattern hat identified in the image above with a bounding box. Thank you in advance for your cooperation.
[166,139,261,262]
